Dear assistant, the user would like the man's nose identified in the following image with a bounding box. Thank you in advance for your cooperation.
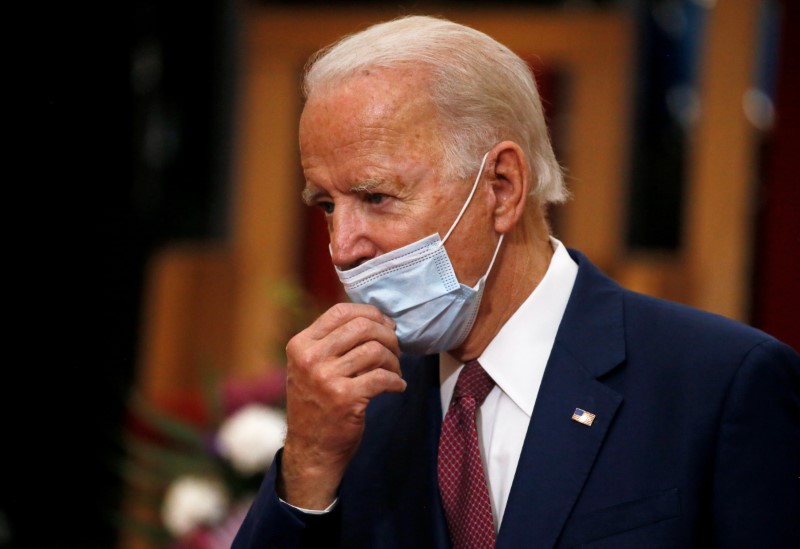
[329,211,376,270]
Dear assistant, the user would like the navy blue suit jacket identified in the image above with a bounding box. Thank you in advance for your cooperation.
[234,250,800,548]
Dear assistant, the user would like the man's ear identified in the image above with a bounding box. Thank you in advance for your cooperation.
[489,141,530,234]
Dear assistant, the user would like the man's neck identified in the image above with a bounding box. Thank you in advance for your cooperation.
[449,223,554,363]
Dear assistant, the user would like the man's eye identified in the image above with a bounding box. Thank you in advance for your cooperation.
[366,193,387,205]
[318,201,334,214]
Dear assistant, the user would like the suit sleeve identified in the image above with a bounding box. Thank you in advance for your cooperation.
[711,338,800,547]
[232,449,341,549]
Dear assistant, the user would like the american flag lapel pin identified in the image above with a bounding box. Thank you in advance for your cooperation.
[571,408,596,426]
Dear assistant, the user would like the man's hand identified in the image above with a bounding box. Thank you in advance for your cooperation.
[279,303,405,510]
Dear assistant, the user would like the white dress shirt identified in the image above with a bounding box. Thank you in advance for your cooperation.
[438,237,578,531]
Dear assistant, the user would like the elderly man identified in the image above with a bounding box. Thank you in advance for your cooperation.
[234,15,799,549]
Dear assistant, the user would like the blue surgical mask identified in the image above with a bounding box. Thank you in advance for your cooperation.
[334,152,503,355]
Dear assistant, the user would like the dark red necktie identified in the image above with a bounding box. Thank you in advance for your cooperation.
[438,360,497,549]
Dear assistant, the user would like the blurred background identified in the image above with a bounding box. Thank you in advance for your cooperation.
[17,0,798,547]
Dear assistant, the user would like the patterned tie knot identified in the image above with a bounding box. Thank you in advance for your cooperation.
[453,360,495,407]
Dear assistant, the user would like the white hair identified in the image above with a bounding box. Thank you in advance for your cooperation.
[303,14,568,205]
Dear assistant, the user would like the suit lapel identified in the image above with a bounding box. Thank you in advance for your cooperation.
[419,355,452,549]
[378,354,451,549]
[497,250,626,549]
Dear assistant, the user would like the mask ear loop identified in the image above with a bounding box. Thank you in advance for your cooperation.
[441,151,491,246]
[441,151,504,285]
[484,233,505,276]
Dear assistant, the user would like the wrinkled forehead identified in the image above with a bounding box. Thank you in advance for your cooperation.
[299,68,446,160]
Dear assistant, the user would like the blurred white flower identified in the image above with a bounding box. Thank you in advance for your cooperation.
[161,476,230,537]
[216,404,286,475]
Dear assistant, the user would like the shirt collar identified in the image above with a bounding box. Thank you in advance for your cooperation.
[440,237,578,416]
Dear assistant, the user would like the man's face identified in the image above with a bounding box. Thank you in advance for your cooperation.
[299,68,496,286]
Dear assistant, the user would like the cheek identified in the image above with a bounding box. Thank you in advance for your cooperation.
[452,245,488,282]
[445,209,498,283]
[421,194,464,238]
[373,220,424,253]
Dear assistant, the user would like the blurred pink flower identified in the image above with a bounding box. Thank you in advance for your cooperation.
[222,368,286,415]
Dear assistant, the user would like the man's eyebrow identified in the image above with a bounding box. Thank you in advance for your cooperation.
[350,179,382,193]
[301,185,322,206]
[301,179,385,206]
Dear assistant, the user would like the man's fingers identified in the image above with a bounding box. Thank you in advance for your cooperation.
[307,303,395,340]
[322,315,400,360]
[286,303,397,370]
[350,367,407,399]
[337,339,402,378]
